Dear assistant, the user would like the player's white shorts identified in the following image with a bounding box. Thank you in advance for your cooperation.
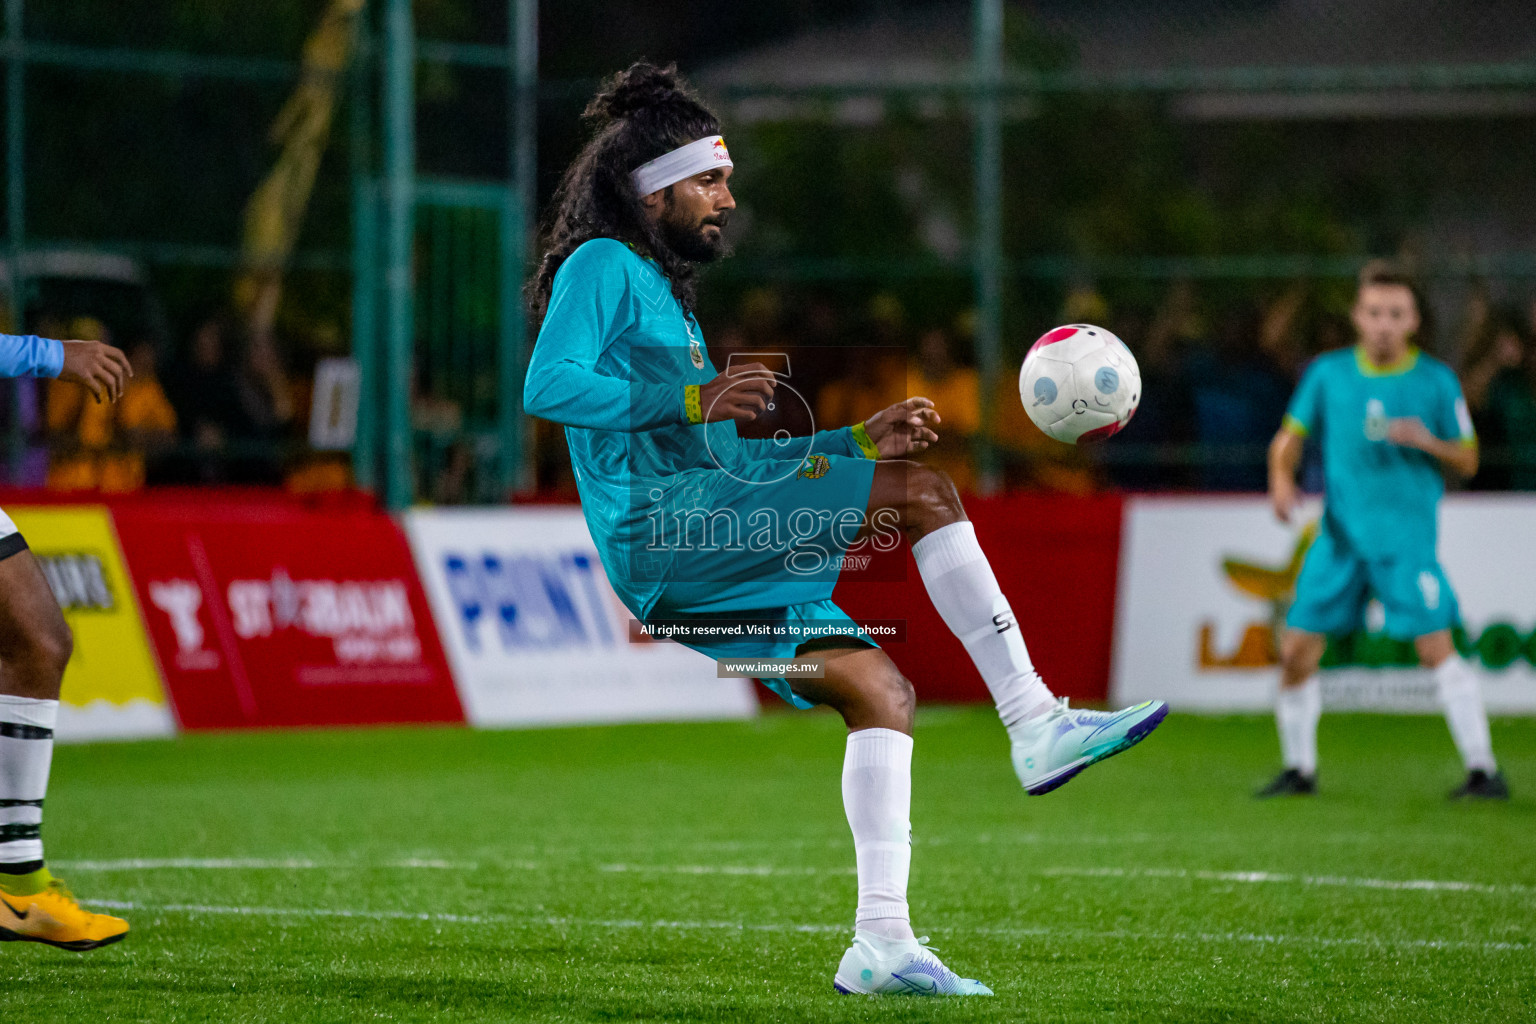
[0,507,24,560]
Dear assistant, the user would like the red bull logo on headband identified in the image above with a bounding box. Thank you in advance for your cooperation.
[631,134,735,196]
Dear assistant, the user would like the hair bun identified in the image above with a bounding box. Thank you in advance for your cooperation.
[585,61,686,123]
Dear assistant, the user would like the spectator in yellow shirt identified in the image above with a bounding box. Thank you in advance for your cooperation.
[47,319,176,492]
[907,326,980,493]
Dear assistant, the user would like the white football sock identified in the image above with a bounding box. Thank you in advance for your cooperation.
[1435,658,1497,773]
[911,521,1055,740]
[0,695,55,870]
[1275,677,1321,777]
[843,728,915,942]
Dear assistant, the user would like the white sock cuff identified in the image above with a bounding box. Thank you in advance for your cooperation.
[854,901,910,925]
[0,696,57,729]
[844,728,913,770]
[1278,676,1321,708]
[1433,656,1473,688]
[910,520,981,578]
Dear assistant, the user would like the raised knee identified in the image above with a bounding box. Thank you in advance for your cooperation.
[872,668,916,725]
[891,671,917,717]
[904,463,962,532]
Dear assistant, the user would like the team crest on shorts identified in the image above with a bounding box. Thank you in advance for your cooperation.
[797,454,830,480]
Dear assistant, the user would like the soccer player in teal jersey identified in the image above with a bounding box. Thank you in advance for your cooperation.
[523,63,1168,996]
[1264,261,1506,800]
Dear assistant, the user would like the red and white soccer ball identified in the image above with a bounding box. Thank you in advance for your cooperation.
[1019,324,1141,444]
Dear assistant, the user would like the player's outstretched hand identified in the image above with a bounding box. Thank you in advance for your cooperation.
[699,362,777,423]
[59,339,133,403]
[862,396,941,458]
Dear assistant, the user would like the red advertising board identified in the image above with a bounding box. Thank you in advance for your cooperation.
[833,492,1124,704]
[113,498,464,730]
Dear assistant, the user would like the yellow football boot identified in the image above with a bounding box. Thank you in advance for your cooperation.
[0,877,128,951]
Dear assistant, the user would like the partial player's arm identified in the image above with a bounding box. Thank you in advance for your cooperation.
[0,333,131,402]
[741,395,940,462]
[525,246,776,431]
[523,248,687,432]
[734,422,871,463]
[732,394,939,464]
[1386,370,1479,478]
[1268,425,1305,524]
[1271,361,1323,524]
[1386,421,1478,478]
[523,314,680,433]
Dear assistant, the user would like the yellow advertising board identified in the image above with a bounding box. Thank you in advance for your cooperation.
[5,505,175,741]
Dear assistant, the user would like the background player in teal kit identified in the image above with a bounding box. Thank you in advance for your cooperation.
[1264,261,1505,799]
[523,63,1168,997]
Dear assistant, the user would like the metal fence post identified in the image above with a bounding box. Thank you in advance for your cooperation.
[502,0,537,497]
[972,0,1003,494]
[5,0,24,480]
[351,178,378,493]
[382,0,415,510]
[349,8,377,494]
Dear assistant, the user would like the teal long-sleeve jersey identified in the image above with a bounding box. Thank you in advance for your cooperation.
[523,238,867,618]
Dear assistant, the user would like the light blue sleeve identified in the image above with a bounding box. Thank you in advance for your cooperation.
[1283,359,1326,437]
[0,333,64,379]
[523,242,687,432]
[737,426,866,463]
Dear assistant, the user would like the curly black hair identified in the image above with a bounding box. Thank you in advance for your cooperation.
[528,62,720,326]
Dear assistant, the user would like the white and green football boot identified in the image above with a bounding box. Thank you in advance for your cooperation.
[1011,697,1168,795]
[833,932,993,996]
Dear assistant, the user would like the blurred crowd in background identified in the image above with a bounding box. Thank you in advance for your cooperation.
[0,300,350,496]
[11,272,1536,502]
[526,279,1536,499]
[5,1,1533,504]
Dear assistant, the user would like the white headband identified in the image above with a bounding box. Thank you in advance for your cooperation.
[630,135,732,196]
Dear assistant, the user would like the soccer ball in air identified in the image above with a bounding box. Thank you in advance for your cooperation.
[1019,324,1141,443]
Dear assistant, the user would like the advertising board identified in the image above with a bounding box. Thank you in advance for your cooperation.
[405,507,758,727]
[6,505,175,741]
[114,502,463,729]
[1112,495,1536,713]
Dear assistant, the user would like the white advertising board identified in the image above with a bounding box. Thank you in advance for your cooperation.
[1112,495,1536,714]
[404,507,757,727]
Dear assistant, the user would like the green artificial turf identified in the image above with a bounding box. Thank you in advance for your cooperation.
[3,708,1532,1022]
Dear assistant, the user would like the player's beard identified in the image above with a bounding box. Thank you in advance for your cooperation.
[658,202,731,263]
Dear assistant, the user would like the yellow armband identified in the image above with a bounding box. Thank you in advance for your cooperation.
[684,385,703,425]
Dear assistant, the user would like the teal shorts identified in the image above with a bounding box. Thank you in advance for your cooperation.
[647,452,880,708]
[1287,526,1459,640]
[649,599,876,709]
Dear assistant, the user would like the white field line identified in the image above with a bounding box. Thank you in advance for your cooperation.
[1042,866,1536,898]
[600,863,856,877]
[511,830,1430,857]
[85,899,843,934]
[604,862,1536,899]
[53,858,479,871]
[82,898,1530,953]
[684,833,1169,850]
[60,857,1532,901]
